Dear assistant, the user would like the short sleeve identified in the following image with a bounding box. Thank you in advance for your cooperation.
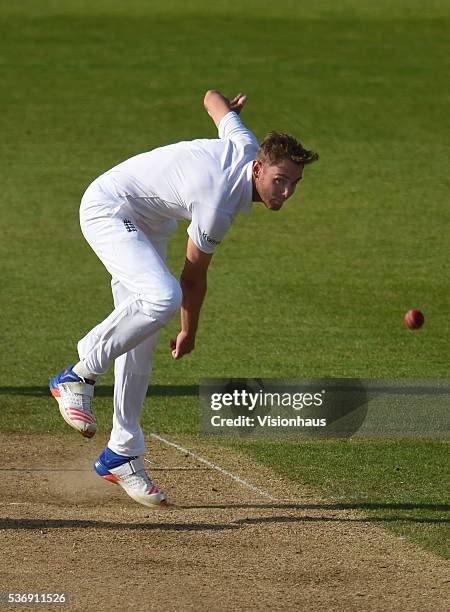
[218,111,259,150]
[187,205,232,254]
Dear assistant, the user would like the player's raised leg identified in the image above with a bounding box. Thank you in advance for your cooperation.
[49,200,181,440]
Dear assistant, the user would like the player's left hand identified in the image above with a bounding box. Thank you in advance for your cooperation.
[170,331,195,360]
[229,92,247,115]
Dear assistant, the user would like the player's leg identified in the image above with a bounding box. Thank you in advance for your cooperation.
[107,228,172,457]
[108,278,160,457]
[92,230,173,507]
[49,198,181,442]
[92,278,165,507]
[76,211,181,376]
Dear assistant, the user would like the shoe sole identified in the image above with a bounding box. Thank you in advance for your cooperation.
[118,483,168,508]
[49,387,96,439]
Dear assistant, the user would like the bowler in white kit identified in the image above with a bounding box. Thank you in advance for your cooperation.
[49,90,318,507]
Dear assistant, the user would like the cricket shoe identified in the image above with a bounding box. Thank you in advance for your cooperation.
[94,447,167,508]
[49,365,96,438]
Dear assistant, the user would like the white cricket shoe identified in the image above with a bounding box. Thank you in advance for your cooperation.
[94,448,167,508]
[49,365,96,438]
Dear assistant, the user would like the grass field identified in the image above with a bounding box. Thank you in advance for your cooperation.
[1,0,449,561]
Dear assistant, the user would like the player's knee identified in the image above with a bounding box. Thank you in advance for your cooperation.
[143,277,182,324]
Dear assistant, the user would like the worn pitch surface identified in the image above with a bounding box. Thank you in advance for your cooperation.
[0,434,448,611]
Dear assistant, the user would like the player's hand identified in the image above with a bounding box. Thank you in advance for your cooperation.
[170,331,195,360]
[229,92,247,115]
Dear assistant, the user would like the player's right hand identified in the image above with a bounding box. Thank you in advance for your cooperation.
[170,331,195,360]
[229,92,247,115]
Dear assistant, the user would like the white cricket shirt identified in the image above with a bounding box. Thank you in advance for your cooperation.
[91,112,259,253]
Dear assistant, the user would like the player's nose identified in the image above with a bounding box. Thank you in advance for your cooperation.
[282,186,293,200]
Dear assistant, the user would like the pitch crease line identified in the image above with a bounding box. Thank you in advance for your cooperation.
[148,433,277,501]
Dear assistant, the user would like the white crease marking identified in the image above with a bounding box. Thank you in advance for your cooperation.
[148,433,277,501]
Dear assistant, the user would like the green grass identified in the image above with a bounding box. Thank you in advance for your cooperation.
[1,1,449,558]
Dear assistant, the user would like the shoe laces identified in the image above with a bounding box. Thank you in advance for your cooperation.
[80,393,94,417]
[63,383,94,416]
[124,469,160,494]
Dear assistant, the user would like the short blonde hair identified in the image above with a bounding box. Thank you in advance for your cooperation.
[257,132,319,166]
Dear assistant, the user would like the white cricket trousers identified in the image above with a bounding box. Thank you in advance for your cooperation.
[77,185,181,457]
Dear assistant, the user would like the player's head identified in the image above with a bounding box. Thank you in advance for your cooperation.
[252,133,318,210]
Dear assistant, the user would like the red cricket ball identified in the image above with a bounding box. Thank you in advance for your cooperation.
[404,309,425,330]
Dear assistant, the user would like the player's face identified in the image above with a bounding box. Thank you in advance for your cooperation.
[253,159,303,210]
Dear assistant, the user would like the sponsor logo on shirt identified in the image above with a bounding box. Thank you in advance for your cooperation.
[202,231,221,246]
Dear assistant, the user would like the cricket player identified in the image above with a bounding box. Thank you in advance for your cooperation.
[49,90,318,508]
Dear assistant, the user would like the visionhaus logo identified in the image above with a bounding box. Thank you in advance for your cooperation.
[256,414,326,427]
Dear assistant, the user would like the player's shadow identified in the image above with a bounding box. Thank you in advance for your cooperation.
[178,501,450,512]
[1,500,448,533]
[233,514,449,526]
[0,385,198,398]
[0,517,238,532]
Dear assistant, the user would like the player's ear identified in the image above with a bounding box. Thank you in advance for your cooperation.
[252,159,262,179]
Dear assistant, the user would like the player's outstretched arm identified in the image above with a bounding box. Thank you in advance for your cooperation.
[204,89,247,129]
[170,238,213,360]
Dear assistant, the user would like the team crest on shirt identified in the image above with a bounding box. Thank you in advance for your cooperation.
[202,231,220,245]
[123,219,138,232]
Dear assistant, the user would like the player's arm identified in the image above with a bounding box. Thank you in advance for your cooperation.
[170,238,213,360]
[203,89,247,130]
